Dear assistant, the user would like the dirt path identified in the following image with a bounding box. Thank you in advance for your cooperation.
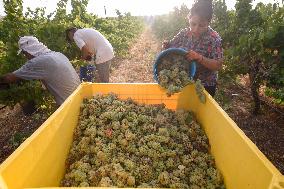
[110,27,161,83]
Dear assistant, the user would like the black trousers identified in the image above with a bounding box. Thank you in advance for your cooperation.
[204,85,217,97]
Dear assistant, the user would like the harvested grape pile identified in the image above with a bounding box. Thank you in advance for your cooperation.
[157,55,193,97]
[156,54,206,103]
[61,94,225,188]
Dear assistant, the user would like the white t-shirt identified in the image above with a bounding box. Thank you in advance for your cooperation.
[73,28,114,64]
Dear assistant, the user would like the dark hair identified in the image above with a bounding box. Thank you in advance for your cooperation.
[190,0,213,22]
[65,27,77,42]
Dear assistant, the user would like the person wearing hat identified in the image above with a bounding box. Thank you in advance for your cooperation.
[0,36,80,106]
[66,27,114,83]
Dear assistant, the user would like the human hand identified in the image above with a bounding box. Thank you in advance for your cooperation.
[186,50,203,62]
[81,53,93,61]
[84,55,92,61]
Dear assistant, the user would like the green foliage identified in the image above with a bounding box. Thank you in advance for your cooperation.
[211,1,235,49]
[9,132,29,148]
[0,81,46,106]
[0,0,144,109]
[265,87,284,105]
[152,4,189,41]
[224,1,283,108]
[95,14,144,56]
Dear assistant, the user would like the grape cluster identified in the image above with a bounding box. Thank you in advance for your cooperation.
[157,54,206,103]
[157,55,193,97]
[195,80,206,104]
[61,94,225,188]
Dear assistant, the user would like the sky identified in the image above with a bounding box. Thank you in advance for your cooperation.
[0,0,281,17]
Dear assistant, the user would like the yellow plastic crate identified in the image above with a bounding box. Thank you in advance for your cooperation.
[0,83,283,189]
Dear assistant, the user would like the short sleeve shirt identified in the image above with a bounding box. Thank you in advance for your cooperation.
[13,52,80,105]
[74,28,114,64]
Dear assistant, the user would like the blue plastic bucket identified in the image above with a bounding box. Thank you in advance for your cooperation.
[153,48,196,82]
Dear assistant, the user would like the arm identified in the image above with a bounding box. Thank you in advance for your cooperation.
[0,59,46,89]
[186,37,224,71]
[186,50,223,71]
[200,56,223,71]
[81,45,94,61]
[73,34,94,61]
[12,59,46,80]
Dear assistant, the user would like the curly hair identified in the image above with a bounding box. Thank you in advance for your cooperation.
[190,0,213,22]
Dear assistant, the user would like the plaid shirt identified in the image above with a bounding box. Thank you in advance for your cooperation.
[168,27,223,86]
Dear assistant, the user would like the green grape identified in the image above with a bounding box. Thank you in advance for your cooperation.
[158,56,206,104]
[98,177,113,187]
[127,175,136,186]
[157,55,194,96]
[158,171,170,185]
[61,94,225,188]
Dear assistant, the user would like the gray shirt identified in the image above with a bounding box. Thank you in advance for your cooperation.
[13,51,80,105]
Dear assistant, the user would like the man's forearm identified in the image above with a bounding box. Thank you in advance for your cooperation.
[81,45,94,60]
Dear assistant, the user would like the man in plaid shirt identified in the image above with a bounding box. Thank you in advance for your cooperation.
[163,0,223,96]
